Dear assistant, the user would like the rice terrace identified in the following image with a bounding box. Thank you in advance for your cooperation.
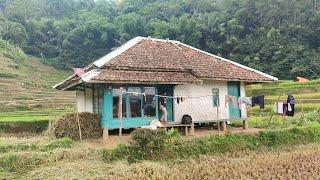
[1,0,320,179]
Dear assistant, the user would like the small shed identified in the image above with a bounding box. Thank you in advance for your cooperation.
[54,36,277,134]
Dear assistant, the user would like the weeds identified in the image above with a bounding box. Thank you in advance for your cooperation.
[42,137,73,152]
[0,152,47,172]
[0,143,37,153]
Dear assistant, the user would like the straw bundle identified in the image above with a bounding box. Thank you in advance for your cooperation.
[53,112,102,140]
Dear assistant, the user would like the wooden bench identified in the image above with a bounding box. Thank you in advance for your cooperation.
[161,122,195,136]
[194,118,248,131]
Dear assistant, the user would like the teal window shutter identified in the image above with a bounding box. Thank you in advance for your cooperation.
[212,89,219,107]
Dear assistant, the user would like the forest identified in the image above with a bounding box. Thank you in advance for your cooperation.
[0,0,319,79]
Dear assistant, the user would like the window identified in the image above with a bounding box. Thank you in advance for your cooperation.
[113,88,126,118]
[112,86,157,119]
[212,89,219,107]
[93,84,103,115]
[143,87,156,117]
[128,87,142,118]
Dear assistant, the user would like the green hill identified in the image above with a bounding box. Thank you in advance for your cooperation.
[0,40,75,126]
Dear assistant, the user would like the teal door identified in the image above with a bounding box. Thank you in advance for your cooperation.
[157,85,174,121]
[227,82,241,119]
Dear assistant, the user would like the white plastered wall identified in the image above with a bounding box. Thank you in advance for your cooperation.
[76,88,93,113]
[174,80,229,123]
[174,80,248,122]
[239,81,247,118]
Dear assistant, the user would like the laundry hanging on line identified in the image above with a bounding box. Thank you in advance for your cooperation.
[274,95,296,117]
[225,95,238,107]
[238,97,252,108]
[286,95,295,116]
[252,95,265,110]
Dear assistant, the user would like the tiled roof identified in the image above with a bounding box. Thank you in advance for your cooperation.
[54,37,277,90]
[91,69,201,84]
[102,39,276,82]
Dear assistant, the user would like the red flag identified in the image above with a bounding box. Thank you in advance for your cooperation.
[73,68,85,76]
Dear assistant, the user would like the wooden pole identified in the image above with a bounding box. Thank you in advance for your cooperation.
[267,94,281,129]
[75,94,82,140]
[76,111,82,140]
[118,91,123,137]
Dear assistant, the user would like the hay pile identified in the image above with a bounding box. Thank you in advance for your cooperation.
[53,112,102,140]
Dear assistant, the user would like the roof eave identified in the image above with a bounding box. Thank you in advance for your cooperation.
[200,77,276,83]
[87,79,203,85]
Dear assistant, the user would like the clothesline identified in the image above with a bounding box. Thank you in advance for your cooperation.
[121,91,319,101]
[121,90,216,99]
[265,98,320,101]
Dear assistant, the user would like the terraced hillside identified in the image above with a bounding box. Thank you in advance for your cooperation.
[246,79,320,117]
[0,54,75,123]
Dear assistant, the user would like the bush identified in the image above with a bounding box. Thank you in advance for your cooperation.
[53,112,102,140]
[102,128,179,163]
[102,126,320,163]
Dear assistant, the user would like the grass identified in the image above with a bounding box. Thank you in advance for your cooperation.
[246,79,320,96]
[1,126,320,179]
[101,125,320,163]
[0,48,75,114]
[5,144,317,179]
[0,108,74,122]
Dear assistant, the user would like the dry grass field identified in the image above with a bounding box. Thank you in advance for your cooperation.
[1,135,319,179]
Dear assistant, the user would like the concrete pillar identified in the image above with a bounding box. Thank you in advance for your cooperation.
[243,119,249,130]
[103,128,109,141]
[221,121,227,131]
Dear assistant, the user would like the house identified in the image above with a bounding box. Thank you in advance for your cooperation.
[54,36,277,137]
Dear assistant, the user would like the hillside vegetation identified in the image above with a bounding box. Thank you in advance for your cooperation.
[247,79,320,113]
[0,0,319,79]
[0,40,75,125]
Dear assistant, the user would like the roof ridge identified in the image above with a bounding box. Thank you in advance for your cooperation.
[172,41,278,81]
[105,66,189,72]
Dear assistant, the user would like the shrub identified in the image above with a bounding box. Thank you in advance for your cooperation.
[53,112,102,140]
[102,128,179,163]
[102,126,320,163]
[130,129,168,158]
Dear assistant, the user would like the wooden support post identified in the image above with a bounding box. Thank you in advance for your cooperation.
[76,112,82,141]
[118,91,123,137]
[103,128,109,141]
[190,123,195,135]
[185,126,188,136]
[221,121,226,131]
[243,119,248,130]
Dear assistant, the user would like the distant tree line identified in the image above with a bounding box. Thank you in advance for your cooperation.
[0,0,319,79]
